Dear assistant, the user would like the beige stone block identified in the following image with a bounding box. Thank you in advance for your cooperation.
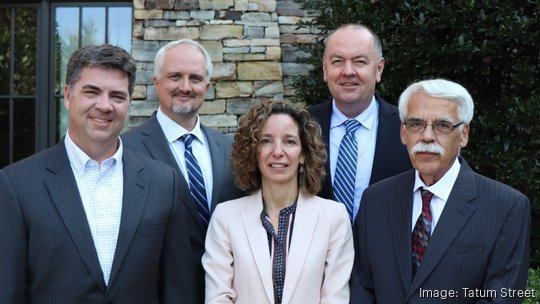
[238,62,282,80]
[129,100,159,117]
[134,9,163,20]
[249,0,276,12]
[224,47,250,54]
[266,46,281,60]
[224,53,266,61]
[144,27,200,41]
[209,20,234,25]
[250,46,265,53]
[223,39,251,47]
[200,25,243,40]
[212,63,237,80]
[133,21,144,39]
[200,99,226,115]
[132,85,147,100]
[200,41,223,62]
[215,82,253,98]
[253,81,283,97]
[200,114,238,128]
[200,0,233,10]
[235,0,248,11]
[265,26,280,38]
[250,38,280,46]
[133,0,145,9]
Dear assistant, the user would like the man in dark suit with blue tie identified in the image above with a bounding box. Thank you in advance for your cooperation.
[122,39,244,303]
[0,44,193,303]
[308,24,411,221]
[351,79,530,303]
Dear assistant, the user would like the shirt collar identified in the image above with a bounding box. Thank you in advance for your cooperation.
[330,95,378,130]
[413,157,461,201]
[64,130,123,172]
[156,107,205,143]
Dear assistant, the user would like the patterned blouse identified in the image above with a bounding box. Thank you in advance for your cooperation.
[260,202,297,304]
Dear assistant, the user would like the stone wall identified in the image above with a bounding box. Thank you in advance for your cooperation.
[130,0,318,134]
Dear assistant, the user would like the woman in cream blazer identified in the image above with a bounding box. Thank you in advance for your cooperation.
[202,100,354,304]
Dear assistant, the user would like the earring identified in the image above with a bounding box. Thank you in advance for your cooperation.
[299,164,304,173]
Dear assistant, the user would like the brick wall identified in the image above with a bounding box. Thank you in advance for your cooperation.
[130,0,318,134]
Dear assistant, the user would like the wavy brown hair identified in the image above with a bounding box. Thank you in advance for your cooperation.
[231,99,327,195]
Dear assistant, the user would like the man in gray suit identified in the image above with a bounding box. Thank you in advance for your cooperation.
[122,39,244,303]
[0,44,193,303]
[351,79,530,303]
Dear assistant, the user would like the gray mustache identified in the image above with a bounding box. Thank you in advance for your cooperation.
[412,142,445,156]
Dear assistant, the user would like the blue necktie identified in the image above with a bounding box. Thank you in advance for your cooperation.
[333,119,361,219]
[182,133,210,225]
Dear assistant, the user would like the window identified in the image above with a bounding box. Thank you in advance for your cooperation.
[0,1,132,168]
[0,6,38,167]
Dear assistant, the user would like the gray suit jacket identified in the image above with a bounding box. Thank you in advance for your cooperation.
[0,142,193,303]
[351,158,530,304]
[121,114,244,303]
[307,96,412,200]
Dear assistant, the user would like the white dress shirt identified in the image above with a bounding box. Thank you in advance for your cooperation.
[329,97,379,220]
[156,108,213,208]
[412,157,461,233]
[65,131,123,286]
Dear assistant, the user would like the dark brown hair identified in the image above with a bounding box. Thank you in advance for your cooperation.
[231,99,327,195]
[66,44,136,96]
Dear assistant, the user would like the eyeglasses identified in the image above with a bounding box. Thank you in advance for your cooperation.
[404,118,464,134]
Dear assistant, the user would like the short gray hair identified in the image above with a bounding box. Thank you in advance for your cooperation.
[153,39,213,81]
[398,79,474,124]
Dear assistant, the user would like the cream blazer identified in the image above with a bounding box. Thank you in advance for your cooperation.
[202,190,354,304]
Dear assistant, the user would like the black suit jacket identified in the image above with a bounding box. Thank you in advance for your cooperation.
[307,96,412,200]
[121,114,244,303]
[351,158,530,304]
[0,142,193,303]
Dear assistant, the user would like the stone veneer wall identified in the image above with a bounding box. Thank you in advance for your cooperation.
[130,0,319,134]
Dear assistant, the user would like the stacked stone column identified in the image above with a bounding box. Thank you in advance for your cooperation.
[131,0,318,134]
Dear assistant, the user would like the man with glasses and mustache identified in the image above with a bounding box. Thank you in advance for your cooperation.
[351,79,530,303]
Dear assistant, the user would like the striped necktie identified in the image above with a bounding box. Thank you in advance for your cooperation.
[412,187,434,275]
[182,133,210,225]
[333,119,361,219]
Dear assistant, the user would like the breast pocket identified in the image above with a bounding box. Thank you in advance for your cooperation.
[136,220,167,235]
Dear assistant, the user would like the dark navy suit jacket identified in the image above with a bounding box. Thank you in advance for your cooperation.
[0,142,193,303]
[307,96,412,200]
[351,158,530,304]
[121,114,244,304]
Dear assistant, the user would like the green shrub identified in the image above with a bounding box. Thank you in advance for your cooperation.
[293,0,540,267]
[525,268,540,304]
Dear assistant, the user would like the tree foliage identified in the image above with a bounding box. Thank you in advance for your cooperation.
[293,0,540,267]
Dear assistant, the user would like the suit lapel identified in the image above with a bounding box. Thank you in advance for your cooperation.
[389,171,416,291]
[108,150,149,286]
[370,97,400,184]
[281,193,318,304]
[141,116,206,233]
[242,191,274,303]
[407,159,477,297]
[201,125,225,212]
[45,144,106,291]
[310,102,333,199]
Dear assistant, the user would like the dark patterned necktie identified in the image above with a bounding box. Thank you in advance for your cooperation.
[182,133,210,225]
[412,187,434,275]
